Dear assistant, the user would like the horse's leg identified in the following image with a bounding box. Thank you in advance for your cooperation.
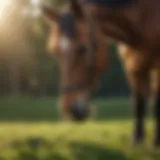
[119,45,150,144]
[131,87,148,144]
[129,71,149,144]
[152,70,160,146]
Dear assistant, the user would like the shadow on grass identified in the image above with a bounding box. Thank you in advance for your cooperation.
[6,137,127,160]
[70,142,127,160]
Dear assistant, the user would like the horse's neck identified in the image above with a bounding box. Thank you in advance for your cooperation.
[99,6,141,49]
[128,0,160,49]
[90,0,160,51]
[101,0,156,50]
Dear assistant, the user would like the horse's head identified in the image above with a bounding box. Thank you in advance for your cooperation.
[42,3,108,121]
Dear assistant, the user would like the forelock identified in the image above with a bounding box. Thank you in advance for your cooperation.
[59,12,77,38]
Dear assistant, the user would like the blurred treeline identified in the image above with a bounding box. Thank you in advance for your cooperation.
[0,0,130,97]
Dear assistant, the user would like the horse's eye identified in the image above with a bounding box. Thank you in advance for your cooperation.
[77,45,87,55]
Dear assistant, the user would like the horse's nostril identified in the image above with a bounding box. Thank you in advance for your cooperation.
[71,103,90,121]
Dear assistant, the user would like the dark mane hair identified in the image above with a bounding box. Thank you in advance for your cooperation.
[79,0,136,9]
[59,12,77,38]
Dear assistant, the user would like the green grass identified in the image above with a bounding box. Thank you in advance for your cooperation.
[0,96,131,122]
[0,95,159,160]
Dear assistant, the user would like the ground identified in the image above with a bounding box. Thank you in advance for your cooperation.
[0,95,159,160]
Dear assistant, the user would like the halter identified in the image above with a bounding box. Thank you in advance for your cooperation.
[59,11,97,93]
[60,42,97,93]
[60,17,98,94]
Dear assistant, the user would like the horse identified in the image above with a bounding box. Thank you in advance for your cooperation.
[42,4,109,121]
[42,0,160,146]
[65,0,160,146]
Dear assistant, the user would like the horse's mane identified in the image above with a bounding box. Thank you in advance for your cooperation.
[78,0,137,9]
[59,5,77,38]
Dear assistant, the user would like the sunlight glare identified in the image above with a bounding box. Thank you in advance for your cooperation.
[30,0,43,6]
[0,0,12,18]
[22,0,44,18]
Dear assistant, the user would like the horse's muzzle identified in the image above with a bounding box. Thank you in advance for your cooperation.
[70,101,90,121]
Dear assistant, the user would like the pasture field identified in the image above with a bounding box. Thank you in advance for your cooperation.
[0,96,159,160]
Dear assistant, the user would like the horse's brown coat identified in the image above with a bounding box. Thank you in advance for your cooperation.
[42,5,108,120]
[69,0,160,145]
[42,0,160,145]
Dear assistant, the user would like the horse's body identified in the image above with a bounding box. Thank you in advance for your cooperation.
[70,0,160,146]
[42,0,160,146]
[79,0,160,58]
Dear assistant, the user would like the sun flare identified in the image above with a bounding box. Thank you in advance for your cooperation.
[0,0,12,19]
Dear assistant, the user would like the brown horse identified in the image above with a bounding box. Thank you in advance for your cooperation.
[42,4,108,121]
[42,0,160,146]
[66,0,160,146]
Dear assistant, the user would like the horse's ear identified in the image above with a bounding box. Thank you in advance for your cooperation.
[70,0,84,19]
[41,6,60,24]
